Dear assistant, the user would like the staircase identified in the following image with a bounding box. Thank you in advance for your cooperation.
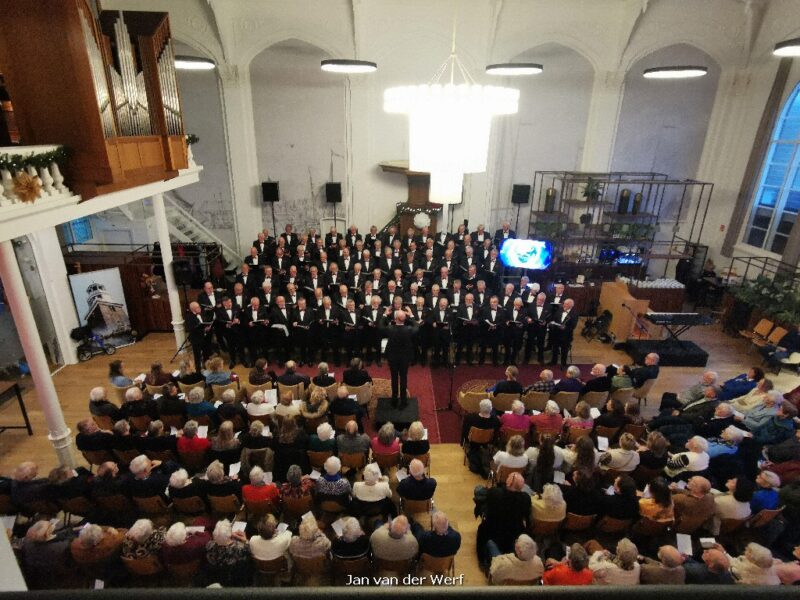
[162,193,239,262]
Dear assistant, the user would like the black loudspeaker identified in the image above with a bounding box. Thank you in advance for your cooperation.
[261,181,279,203]
[511,184,531,205]
[172,259,193,287]
[326,182,342,204]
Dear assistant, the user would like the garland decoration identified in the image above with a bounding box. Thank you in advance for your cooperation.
[0,146,69,172]
[12,171,42,203]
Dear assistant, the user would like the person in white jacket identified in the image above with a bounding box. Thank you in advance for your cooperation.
[489,534,544,584]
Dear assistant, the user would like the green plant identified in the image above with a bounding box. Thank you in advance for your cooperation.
[0,146,69,172]
[731,275,800,323]
[582,177,602,201]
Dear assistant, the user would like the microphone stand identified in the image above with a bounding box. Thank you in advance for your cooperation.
[621,303,648,339]
[434,362,456,413]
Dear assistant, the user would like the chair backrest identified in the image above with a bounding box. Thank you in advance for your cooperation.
[419,553,454,576]
[122,554,164,576]
[112,384,140,404]
[94,493,134,513]
[563,512,595,531]
[531,518,562,537]
[254,555,288,576]
[767,326,788,345]
[0,494,12,516]
[145,449,177,463]
[632,378,656,401]
[249,413,273,427]
[403,452,430,468]
[277,382,304,400]
[491,393,520,412]
[129,414,152,432]
[631,465,663,490]
[307,450,334,471]
[622,424,646,441]
[92,414,115,431]
[133,495,170,515]
[60,495,94,518]
[467,426,495,445]
[245,498,279,519]
[495,465,526,486]
[373,451,401,471]
[178,381,206,397]
[304,414,329,434]
[375,557,414,576]
[333,414,357,431]
[501,427,529,444]
[193,414,213,428]
[719,517,748,535]
[752,318,774,338]
[567,427,592,444]
[401,498,432,515]
[178,450,209,474]
[283,494,314,518]
[345,383,372,406]
[522,390,550,413]
[160,413,186,430]
[595,425,620,441]
[113,448,140,465]
[458,391,486,414]
[747,506,784,529]
[212,382,240,401]
[581,391,609,409]
[293,553,330,575]
[166,558,201,581]
[674,512,710,535]
[332,554,370,577]
[208,494,241,515]
[243,381,273,401]
[552,391,579,412]
[82,450,114,467]
[596,516,632,534]
[319,498,348,514]
[634,516,673,536]
[339,452,367,472]
[145,384,163,397]
[172,495,207,515]
[611,388,634,403]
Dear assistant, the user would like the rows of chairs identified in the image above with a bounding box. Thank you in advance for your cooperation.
[740,318,800,372]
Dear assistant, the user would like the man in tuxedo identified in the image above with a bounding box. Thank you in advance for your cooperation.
[270,296,292,365]
[480,296,507,366]
[281,223,297,251]
[341,298,362,363]
[492,221,516,249]
[345,225,362,249]
[284,282,301,309]
[382,280,400,308]
[283,265,301,295]
[253,231,272,258]
[291,297,315,366]
[499,282,517,312]
[524,292,551,364]
[258,281,275,308]
[230,282,249,312]
[244,297,270,363]
[455,293,480,366]
[408,296,429,366]
[381,225,398,250]
[418,249,437,277]
[272,247,290,278]
[215,296,244,368]
[325,263,343,296]
[364,225,380,251]
[363,295,385,366]
[317,296,342,366]
[197,281,223,351]
[235,263,259,296]
[434,229,450,252]
[244,247,263,269]
[458,245,477,274]
[401,251,417,279]
[549,282,568,308]
[349,262,365,292]
[483,249,503,292]
[325,226,342,255]
[186,301,213,372]
[428,297,453,367]
[439,249,456,275]
[549,298,578,369]
[434,266,452,291]
[504,298,527,366]
[338,247,355,273]
[449,279,463,312]
[380,310,419,408]
[462,264,479,293]
[359,249,375,275]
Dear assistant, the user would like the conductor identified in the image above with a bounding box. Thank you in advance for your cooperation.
[380,310,419,409]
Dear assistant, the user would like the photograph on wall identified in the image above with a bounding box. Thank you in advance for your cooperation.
[68,267,136,347]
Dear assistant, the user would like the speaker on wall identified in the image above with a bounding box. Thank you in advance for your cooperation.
[326,182,342,204]
[172,258,193,287]
[511,184,531,205]
[261,181,279,203]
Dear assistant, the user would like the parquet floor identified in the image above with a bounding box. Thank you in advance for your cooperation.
[0,321,797,586]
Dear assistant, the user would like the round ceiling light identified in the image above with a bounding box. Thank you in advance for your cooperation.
[773,37,800,57]
[485,63,543,76]
[643,66,708,79]
[320,59,377,74]
[174,55,215,71]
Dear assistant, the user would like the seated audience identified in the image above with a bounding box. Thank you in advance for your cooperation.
[638,476,674,522]
[316,456,351,501]
[478,473,531,563]
[249,514,291,561]
[729,542,780,585]
[177,420,211,454]
[489,366,524,395]
[21,520,73,588]
[600,475,640,521]
[719,367,764,401]
[553,366,584,394]
[331,516,369,559]
[109,360,134,388]
[370,515,418,562]
[773,545,800,585]
[696,402,736,439]
[402,420,430,456]
[500,400,531,434]
[712,476,756,534]
[561,468,603,516]
[309,422,337,452]
[69,524,124,576]
[161,521,210,569]
[671,475,715,526]
[729,378,773,413]
[372,422,400,455]
[139,420,177,455]
[611,365,633,391]
[217,389,247,427]
[274,392,301,422]
[624,400,644,426]
[588,537,641,585]
[637,431,669,470]
[75,418,113,453]
[168,468,206,500]
[203,356,233,385]
[145,362,172,387]
[301,388,329,422]
[205,519,250,586]
[342,358,372,386]
[593,398,626,432]
[739,389,784,430]
[707,425,745,459]
[640,545,686,584]
[462,399,500,477]
[581,363,612,395]
[119,387,158,423]
[525,369,556,394]
[683,547,734,584]
[204,460,242,500]
[565,401,593,430]
[414,511,461,558]
[88,386,121,421]
[274,419,309,480]
[176,359,204,385]
[246,390,274,418]
[330,385,366,431]
[337,420,371,455]
[493,435,529,470]
[530,400,563,433]
[532,483,567,522]
[242,466,280,506]
[751,470,781,513]
[352,463,394,517]
[543,543,593,586]
[185,387,218,423]
[628,353,660,388]
[311,362,336,387]
[599,433,640,472]
[124,454,176,501]
[527,434,562,493]
[248,359,273,385]
[277,361,310,388]
[121,518,166,559]
[156,382,186,419]
[489,534,543,584]
[664,436,710,479]
[290,517,331,559]
[280,465,315,501]
[45,465,92,504]
[750,401,797,445]
[398,459,437,501]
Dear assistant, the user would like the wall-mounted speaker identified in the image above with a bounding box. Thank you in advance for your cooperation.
[326,182,342,204]
[261,181,279,203]
[511,184,531,205]
[172,258,193,287]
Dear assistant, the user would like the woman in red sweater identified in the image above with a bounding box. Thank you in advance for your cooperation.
[543,543,593,585]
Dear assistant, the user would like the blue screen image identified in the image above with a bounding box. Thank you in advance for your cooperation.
[499,239,553,270]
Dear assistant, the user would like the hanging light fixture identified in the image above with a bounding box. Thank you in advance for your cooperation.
[485,62,543,76]
[320,58,377,74]
[773,37,800,57]
[642,66,707,79]
[384,17,519,217]
[174,55,215,71]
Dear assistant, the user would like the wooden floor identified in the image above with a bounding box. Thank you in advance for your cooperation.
[0,321,797,586]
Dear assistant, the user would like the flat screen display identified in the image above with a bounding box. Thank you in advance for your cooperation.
[499,239,553,270]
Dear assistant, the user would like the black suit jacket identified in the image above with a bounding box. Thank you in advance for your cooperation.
[493,229,516,246]
[380,321,419,362]
[291,306,315,332]
[582,376,612,394]
[527,303,552,326]
[550,309,578,342]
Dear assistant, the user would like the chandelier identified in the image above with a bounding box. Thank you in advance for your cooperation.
[384,22,519,211]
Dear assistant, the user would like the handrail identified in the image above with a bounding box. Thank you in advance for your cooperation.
[163,192,239,260]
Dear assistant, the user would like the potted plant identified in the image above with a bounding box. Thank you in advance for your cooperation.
[582,177,602,202]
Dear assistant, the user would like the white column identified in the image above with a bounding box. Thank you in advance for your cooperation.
[151,193,186,350]
[27,227,80,365]
[580,71,626,172]
[218,63,262,254]
[0,240,74,467]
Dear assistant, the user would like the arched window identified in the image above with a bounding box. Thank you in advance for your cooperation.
[744,82,800,254]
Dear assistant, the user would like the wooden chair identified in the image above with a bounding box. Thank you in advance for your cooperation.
[112,384,140,404]
[611,388,634,403]
[747,506,784,529]
[193,414,213,428]
[318,497,349,515]
[0,493,12,516]
[622,423,646,441]
[60,496,94,523]
[245,498,279,520]
[491,392,520,412]
[500,426,529,445]
[401,498,433,520]
[521,390,550,413]
[166,558,201,586]
[719,517,748,535]
[491,464,526,487]
[304,414,329,433]
[594,425,621,442]
[340,451,368,474]
[92,414,115,431]
[375,557,415,577]
[463,426,495,465]
[172,495,207,516]
[178,381,206,397]
[345,383,372,407]
[283,494,314,520]
[581,391,609,410]
[632,378,656,406]
[596,516,632,534]
[334,414,357,432]
[133,495,171,517]
[129,414,152,432]
[212,382,241,401]
[208,494,242,517]
[531,518,562,537]
[373,451,401,471]
[739,318,773,341]
[243,381,272,401]
[631,465,663,490]
[566,427,592,444]
[307,450,334,471]
[178,450,209,474]
[418,553,455,577]
[113,448,140,465]
[292,554,331,585]
[563,512,595,532]
[94,493,134,514]
[675,512,710,535]
[277,382,304,400]
[632,516,673,536]
[122,554,164,577]
[145,384,164,397]
[779,352,800,374]
[160,414,186,430]
[248,413,273,427]
[752,325,787,349]
[82,450,114,468]
[253,555,289,584]
[458,391,486,414]
[402,452,430,470]
[332,554,370,581]
[552,391,579,413]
